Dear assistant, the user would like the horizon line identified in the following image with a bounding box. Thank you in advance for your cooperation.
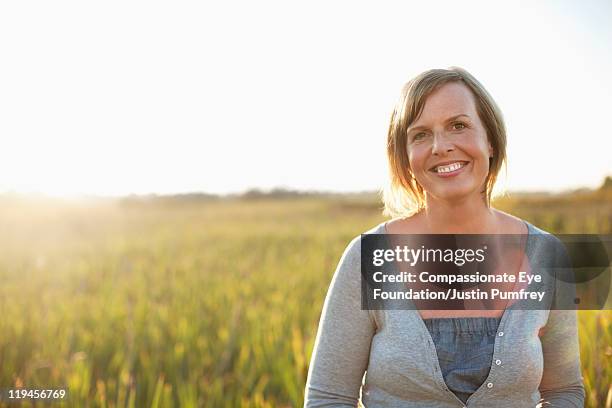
[1,181,609,202]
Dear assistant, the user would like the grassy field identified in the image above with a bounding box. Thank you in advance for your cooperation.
[0,190,610,407]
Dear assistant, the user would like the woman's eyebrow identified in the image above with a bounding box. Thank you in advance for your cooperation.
[407,114,471,133]
[446,114,471,122]
[407,124,428,133]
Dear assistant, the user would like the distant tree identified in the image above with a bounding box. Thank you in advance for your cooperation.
[601,176,612,190]
[242,188,265,199]
[241,187,308,199]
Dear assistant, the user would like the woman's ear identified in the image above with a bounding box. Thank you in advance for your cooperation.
[488,141,494,158]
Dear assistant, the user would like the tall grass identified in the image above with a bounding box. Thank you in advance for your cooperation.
[0,192,609,407]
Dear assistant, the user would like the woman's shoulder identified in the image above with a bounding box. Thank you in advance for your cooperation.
[381,214,424,234]
[491,210,556,238]
[493,209,558,237]
[343,222,388,253]
[338,222,390,266]
[490,209,529,234]
[493,211,566,256]
[366,221,388,235]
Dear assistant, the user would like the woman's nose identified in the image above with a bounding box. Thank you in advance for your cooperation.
[431,132,454,156]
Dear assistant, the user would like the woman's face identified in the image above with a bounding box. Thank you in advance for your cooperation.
[406,81,493,205]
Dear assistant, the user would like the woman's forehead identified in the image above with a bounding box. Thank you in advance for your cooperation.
[411,82,478,125]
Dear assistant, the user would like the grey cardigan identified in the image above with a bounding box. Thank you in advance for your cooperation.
[304,221,585,407]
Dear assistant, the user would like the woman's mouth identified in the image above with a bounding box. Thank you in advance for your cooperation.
[429,161,469,177]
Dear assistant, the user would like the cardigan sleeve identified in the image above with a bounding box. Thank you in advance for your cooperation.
[537,309,585,407]
[537,239,585,407]
[304,236,377,407]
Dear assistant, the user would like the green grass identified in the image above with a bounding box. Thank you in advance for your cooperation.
[0,193,610,407]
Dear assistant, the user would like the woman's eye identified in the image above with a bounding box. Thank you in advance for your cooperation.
[452,122,466,130]
[413,132,427,141]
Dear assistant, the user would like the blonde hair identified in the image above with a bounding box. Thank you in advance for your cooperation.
[382,67,507,218]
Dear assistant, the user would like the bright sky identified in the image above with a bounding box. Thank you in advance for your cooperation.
[1,0,610,197]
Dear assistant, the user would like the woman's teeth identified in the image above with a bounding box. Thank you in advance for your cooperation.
[435,162,465,173]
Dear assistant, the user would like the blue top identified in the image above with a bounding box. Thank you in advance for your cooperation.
[423,317,502,404]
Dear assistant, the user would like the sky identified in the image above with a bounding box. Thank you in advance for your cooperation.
[0,0,610,197]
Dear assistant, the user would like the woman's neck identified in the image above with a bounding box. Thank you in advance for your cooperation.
[421,195,497,233]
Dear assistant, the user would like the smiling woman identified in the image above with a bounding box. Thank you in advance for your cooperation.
[304,67,585,407]
[384,68,507,217]
[405,83,494,207]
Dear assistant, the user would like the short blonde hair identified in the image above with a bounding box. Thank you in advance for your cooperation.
[382,67,507,218]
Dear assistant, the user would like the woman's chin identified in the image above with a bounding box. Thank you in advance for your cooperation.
[426,185,484,204]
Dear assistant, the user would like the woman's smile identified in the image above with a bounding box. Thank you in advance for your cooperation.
[429,160,470,178]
